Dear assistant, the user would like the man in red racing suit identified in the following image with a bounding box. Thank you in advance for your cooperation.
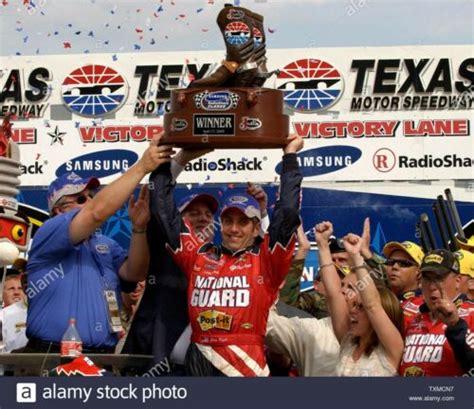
[149,137,303,376]
[400,249,474,376]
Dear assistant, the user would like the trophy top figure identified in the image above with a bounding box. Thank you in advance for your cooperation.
[188,3,276,89]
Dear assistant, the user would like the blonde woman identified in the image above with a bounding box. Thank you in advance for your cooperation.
[315,219,404,376]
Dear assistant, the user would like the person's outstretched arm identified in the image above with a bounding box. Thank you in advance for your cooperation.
[265,136,304,288]
[119,185,151,282]
[315,221,348,343]
[434,286,474,373]
[279,225,310,306]
[148,149,206,276]
[69,136,173,244]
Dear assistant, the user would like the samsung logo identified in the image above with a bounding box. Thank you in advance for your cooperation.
[56,150,138,178]
[276,146,361,176]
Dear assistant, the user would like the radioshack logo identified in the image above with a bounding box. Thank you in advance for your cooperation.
[56,150,138,179]
[275,146,360,177]
[21,161,45,175]
[277,58,344,112]
[61,64,128,117]
[184,157,264,172]
[373,148,396,173]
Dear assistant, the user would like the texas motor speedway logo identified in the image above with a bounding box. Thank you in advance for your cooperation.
[277,58,344,112]
[61,64,128,117]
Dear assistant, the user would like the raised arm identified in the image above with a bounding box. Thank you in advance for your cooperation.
[295,224,310,261]
[119,185,151,282]
[278,225,310,306]
[315,221,349,343]
[265,136,303,288]
[268,135,303,250]
[343,226,404,369]
[148,148,208,275]
[69,136,173,244]
[433,285,474,372]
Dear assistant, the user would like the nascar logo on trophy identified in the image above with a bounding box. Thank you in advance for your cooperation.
[162,4,289,148]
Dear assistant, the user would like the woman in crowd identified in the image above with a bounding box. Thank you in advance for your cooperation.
[315,219,404,376]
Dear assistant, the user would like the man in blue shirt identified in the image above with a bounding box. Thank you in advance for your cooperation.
[24,138,173,352]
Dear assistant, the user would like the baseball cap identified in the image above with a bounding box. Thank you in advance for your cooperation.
[328,236,346,254]
[336,264,351,277]
[456,219,474,252]
[383,241,424,266]
[47,172,100,212]
[178,193,219,214]
[420,249,460,277]
[455,249,474,279]
[5,258,28,284]
[220,194,261,221]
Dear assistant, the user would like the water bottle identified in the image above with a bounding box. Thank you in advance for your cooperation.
[60,318,82,364]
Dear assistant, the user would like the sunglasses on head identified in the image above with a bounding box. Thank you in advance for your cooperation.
[57,192,94,207]
[385,258,416,268]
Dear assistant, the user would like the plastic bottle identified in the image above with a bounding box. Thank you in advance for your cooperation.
[60,318,82,363]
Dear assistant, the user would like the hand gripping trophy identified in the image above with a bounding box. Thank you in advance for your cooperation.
[163,3,289,148]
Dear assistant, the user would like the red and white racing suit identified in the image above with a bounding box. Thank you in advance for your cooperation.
[399,294,474,376]
[399,288,425,332]
[150,153,302,376]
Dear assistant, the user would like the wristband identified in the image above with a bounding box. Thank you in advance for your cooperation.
[319,262,334,270]
[351,263,368,272]
[132,227,147,234]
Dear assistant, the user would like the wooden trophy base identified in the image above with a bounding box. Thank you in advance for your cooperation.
[162,87,288,149]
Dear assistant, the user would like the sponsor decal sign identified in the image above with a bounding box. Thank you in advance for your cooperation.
[197,310,233,332]
[3,46,471,186]
[277,58,344,112]
[275,146,362,177]
[350,57,474,112]
[240,116,262,131]
[0,67,51,119]
[56,150,138,179]
[170,118,188,132]
[61,64,128,117]
[194,90,240,111]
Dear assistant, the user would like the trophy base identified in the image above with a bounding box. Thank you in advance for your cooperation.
[162,87,289,149]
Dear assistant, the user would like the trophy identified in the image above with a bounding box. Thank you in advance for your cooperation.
[162,4,289,148]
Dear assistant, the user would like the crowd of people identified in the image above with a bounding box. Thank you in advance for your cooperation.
[0,132,473,377]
